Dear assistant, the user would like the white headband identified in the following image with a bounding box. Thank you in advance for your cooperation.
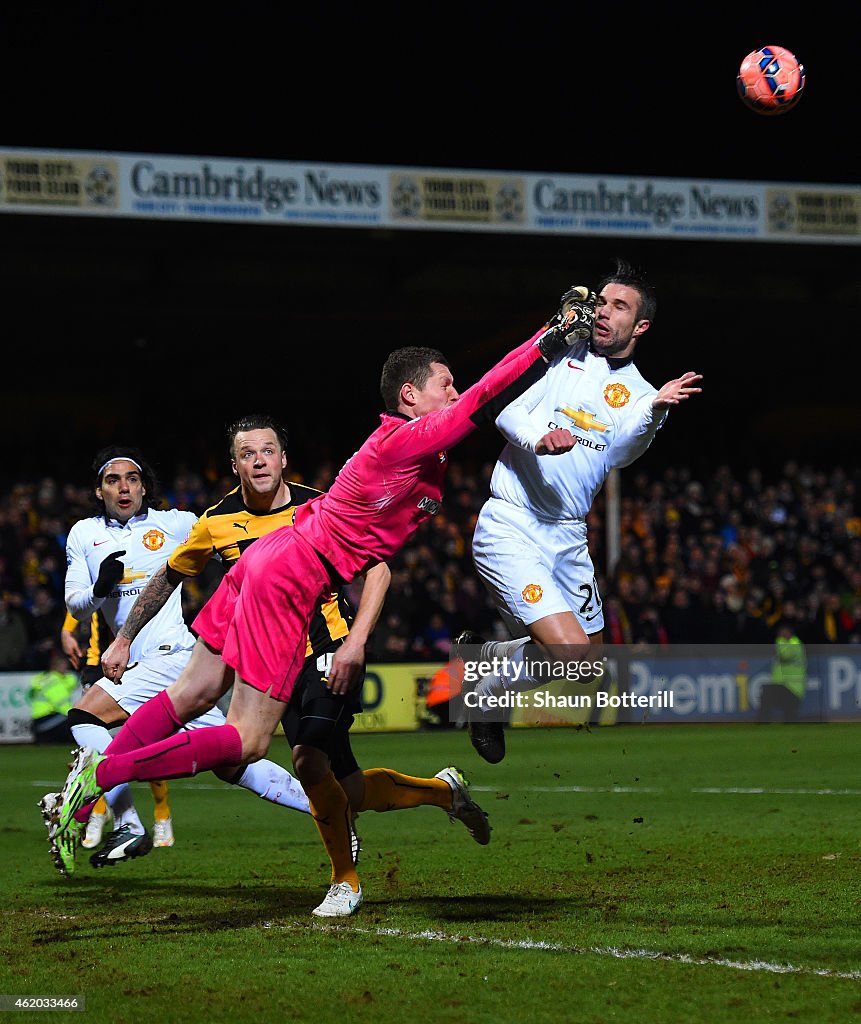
[98,457,143,477]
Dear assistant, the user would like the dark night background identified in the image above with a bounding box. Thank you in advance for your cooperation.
[1,8,858,489]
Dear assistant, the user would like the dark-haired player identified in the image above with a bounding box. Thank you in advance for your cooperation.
[40,445,310,875]
[98,415,391,857]
[52,285,599,915]
[461,259,703,763]
[94,415,492,907]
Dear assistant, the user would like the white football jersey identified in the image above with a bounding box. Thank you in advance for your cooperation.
[65,507,197,662]
[489,340,667,520]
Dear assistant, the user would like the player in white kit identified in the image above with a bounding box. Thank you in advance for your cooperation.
[462,259,703,762]
[40,446,310,875]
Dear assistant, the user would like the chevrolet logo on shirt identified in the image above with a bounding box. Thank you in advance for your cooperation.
[556,406,609,433]
[120,570,148,584]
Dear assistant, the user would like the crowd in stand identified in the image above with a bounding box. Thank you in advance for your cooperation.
[1,458,859,674]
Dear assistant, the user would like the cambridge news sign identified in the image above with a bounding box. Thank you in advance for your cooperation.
[1,148,858,245]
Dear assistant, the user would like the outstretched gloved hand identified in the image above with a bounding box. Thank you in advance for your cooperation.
[536,285,597,361]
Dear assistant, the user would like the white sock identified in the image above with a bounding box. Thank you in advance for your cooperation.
[71,721,113,754]
[481,638,528,662]
[70,722,143,835]
[106,788,144,834]
[472,672,503,701]
[473,638,534,699]
[237,760,311,814]
[478,638,598,695]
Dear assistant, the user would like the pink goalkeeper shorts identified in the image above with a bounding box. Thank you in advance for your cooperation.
[193,527,333,702]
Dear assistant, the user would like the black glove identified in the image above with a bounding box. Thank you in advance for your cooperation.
[559,285,598,340]
[536,285,597,360]
[93,550,126,598]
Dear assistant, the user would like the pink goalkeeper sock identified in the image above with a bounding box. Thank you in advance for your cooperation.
[74,690,187,823]
[95,724,243,790]
[110,689,184,754]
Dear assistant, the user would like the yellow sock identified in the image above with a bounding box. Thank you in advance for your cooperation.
[149,779,171,821]
[357,768,451,813]
[305,772,359,891]
[92,795,108,816]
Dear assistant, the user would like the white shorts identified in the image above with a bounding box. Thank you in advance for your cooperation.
[472,497,604,635]
[94,646,226,729]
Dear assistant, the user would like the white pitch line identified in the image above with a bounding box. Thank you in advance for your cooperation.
[28,781,861,796]
[301,923,861,981]
[692,787,861,796]
[474,785,861,796]
[479,785,663,793]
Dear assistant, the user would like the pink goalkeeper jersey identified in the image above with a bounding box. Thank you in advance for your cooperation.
[194,325,553,697]
[293,327,548,581]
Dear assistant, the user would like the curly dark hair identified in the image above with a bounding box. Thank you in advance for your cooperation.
[90,445,160,518]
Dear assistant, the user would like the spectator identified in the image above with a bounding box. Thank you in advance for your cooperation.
[29,644,79,744]
[371,610,412,662]
[1,456,859,668]
[661,587,701,644]
[703,590,739,643]
[0,592,28,669]
[737,593,773,645]
[419,612,452,659]
[813,593,851,644]
[758,621,807,724]
[24,584,66,670]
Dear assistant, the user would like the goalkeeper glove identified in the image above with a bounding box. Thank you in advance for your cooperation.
[536,285,597,361]
[93,550,126,598]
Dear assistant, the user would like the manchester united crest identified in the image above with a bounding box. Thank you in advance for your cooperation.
[142,529,166,551]
[521,584,543,604]
[604,383,631,408]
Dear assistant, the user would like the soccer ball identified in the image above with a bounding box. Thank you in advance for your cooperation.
[737,45,805,116]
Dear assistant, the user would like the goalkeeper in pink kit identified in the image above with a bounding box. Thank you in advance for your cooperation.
[51,284,598,916]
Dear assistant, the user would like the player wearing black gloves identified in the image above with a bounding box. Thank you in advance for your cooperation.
[50,283,601,918]
[92,551,126,598]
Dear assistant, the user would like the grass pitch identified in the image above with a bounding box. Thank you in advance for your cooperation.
[1,723,859,1023]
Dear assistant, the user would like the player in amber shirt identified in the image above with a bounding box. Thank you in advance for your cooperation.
[98,415,389,860]
[41,444,311,876]
[54,284,598,915]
